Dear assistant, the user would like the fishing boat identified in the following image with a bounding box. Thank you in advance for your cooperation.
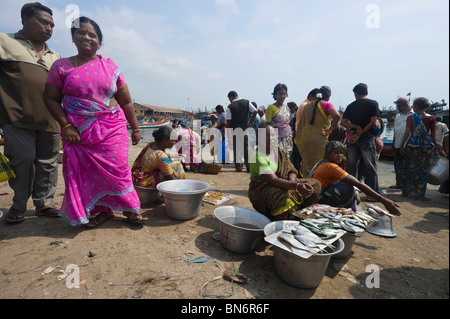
[380,108,398,123]
[381,138,394,157]
[380,119,394,158]
[129,118,171,129]
[427,101,449,123]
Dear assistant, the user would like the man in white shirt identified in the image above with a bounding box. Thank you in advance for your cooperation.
[390,97,413,189]
[435,116,449,156]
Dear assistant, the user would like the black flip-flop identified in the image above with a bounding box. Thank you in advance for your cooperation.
[5,208,25,224]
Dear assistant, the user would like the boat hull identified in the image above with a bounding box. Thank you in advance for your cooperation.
[129,119,171,129]
[381,139,394,157]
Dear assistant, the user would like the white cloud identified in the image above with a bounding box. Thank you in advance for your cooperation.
[215,0,240,15]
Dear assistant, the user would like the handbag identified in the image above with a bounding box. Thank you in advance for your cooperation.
[0,152,16,182]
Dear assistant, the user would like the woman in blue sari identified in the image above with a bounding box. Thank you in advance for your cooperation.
[400,97,437,201]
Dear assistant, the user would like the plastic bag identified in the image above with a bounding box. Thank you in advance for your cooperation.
[0,152,16,182]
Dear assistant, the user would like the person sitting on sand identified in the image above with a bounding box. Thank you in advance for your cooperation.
[310,141,401,216]
[248,123,322,221]
[132,126,186,188]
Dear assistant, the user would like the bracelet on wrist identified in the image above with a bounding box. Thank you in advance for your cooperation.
[62,123,72,130]
[132,129,141,133]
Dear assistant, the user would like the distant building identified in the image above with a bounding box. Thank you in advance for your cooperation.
[133,102,185,119]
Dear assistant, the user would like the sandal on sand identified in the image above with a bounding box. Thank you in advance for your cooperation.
[35,206,60,218]
[5,207,25,224]
[85,212,114,228]
[122,212,147,224]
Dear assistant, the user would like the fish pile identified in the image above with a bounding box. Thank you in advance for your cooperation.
[297,204,354,216]
[300,210,377,235]
[270,205,379,257]
[277,224,339,255]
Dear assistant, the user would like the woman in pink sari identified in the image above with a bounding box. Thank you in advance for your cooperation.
[44,17,143,227]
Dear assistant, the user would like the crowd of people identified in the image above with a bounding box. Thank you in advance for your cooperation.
[1,3,447,228]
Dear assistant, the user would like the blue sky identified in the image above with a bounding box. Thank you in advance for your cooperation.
[1,0,449,112]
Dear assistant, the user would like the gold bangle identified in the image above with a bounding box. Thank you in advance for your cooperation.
[62,124,72,130]
[132,129,141,132]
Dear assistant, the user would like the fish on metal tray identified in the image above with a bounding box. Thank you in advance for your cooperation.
[318,228,339,240]
[351,214,369,227]
[293,233,320,249]
[299,221,339,240]
[353,212,377,227]
[299,222,324,237]
[293,233,337,253]
[291,227,337,251]
[300,219,322,231]
[344,218,366,230]
[292,225,324,243]
[340,221,358,233]
[366,203,396,218]
[321,212,343,222]
[277,234,311,253]
[289,230,321,249]
[340,219,364,233]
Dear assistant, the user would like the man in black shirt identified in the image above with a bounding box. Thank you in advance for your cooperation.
[226,91,257,172]
[342,83,381,193]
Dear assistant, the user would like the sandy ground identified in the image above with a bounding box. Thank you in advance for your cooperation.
[0,142,448,301]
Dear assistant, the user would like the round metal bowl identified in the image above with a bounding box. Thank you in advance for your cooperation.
[366,211,397,238]
[331,232,357,259]
[157,180,210,221]
[273,238,344,289]
[134,186,162,207]
[428,156,449,185]
[214,206,271,254]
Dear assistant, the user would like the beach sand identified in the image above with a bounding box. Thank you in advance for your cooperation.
[0,142,448,300]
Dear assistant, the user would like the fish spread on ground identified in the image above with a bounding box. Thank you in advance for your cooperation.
[268,205,378,256]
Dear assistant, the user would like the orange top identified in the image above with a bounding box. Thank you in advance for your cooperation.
[312,162,348,188]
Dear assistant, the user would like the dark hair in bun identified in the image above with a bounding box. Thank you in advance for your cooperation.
[152,126,173,143]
